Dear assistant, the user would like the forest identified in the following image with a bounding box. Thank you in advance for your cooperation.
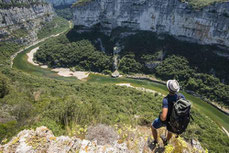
[34,35,112,73]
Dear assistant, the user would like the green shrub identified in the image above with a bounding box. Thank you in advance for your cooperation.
[180,0,228,9]
[119,54,142,74]
[0,121,17,141]
[0,73,9,98]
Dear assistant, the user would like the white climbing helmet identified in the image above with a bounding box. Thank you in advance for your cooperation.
[166,80,180,93]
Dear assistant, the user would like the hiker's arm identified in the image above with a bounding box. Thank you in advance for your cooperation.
[160,108,168,121]
[160,98,168,121]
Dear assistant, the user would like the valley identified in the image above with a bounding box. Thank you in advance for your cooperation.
[0,0,229,152]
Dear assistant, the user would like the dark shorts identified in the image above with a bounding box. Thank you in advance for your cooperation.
[152,118,173,132]
[152,118,166,129]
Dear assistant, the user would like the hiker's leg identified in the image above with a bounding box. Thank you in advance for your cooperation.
[151,118,163,142]
[151,126,158,142]
[167,131,173,142]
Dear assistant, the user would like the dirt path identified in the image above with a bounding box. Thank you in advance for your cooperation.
[116,83,164,96]
[222,126,229,137]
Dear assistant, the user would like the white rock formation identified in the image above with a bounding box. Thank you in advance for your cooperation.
[0,0,54,44]
[73,0,229,48]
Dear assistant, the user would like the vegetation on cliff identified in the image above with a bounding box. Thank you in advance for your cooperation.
[38,17,69,39]
[54,6,73,20]
[72,0,92,7]
[180,0,229,8]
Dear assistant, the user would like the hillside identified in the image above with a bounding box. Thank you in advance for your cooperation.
[0,0,229,152]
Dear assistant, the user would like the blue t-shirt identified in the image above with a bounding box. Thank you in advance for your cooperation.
[162,93,185,108]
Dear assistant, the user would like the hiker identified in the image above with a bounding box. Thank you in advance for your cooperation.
[151,79,185,146]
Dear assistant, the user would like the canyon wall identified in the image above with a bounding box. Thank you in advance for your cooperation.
[46,0,76,7]
[0,0,54,44]
[73,0,229,47]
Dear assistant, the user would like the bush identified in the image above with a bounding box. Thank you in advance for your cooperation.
[0,73,9,98]
[155,55,194,81]
[0,121,17,141]
[119,54,142,74]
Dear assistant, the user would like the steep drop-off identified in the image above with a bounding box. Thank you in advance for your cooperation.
[73,0,229,48]
[0,0,54,44]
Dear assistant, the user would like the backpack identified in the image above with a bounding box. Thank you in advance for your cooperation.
[167,97,192,135]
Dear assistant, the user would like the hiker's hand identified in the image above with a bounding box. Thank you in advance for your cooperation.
[159,112,167,124]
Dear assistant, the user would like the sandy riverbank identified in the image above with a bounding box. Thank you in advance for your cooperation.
[26,47,89,80]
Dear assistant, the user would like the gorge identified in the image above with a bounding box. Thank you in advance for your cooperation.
[73,0,229,48]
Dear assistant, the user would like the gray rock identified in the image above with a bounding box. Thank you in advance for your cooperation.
[191,139,204,151]
[73,0,229,48]
[0,126,130,153]
[86,124,119,145]
[0,0,54,44]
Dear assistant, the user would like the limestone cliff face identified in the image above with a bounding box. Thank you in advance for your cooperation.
[73,0,229,47]
[0,0,54,44]
[46,0,76,7]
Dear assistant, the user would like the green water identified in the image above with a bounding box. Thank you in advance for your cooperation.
[13,45,77,82]
[13,42,229,133]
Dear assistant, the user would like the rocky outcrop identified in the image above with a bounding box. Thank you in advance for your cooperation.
[0,0,54,44]
[0,126,205,153]
[46,0,76,7]
[0,126,129,153]
[73,0,229,48]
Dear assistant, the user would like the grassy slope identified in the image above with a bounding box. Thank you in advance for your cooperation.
[37,17,70,39]
[181,0,229,8]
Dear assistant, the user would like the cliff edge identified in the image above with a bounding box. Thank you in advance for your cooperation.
[0,126,206,153]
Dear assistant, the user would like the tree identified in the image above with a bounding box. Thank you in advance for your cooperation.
[0,73,9,98]
[155,55,194,82]
[119,54,142,74]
